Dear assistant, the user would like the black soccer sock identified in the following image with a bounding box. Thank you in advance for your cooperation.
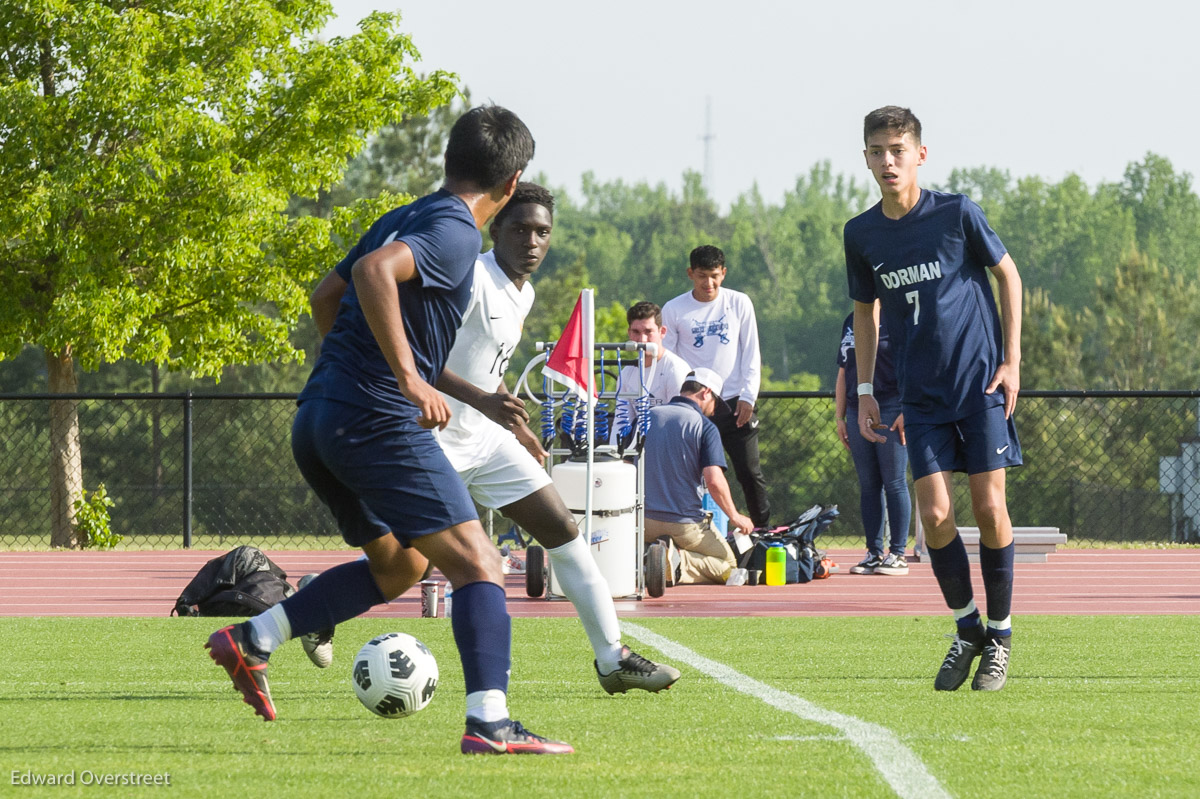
[279,558,385,638]
[928,533,975,613]
[451,581,512,695]
[979,540,1015,636]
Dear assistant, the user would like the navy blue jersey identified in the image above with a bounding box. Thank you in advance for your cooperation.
[844,190,1008,424]
[299,190,481,416]
[836,312,900,405]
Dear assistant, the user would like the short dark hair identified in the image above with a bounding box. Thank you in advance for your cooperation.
[863,106,922,146]
[493,182,555,228]
[680,380,705,395]
[689,245,725,270]
[445,105,535,190]
[626,301,662,327]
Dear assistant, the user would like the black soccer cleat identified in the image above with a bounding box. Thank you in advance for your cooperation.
[595,646,682,694]
[971,635,1012,691]
[934,628,985,691]
[206,622,276,720]
[460,718,574,755]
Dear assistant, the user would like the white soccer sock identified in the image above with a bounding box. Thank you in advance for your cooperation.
[987,615,1012,633]
[952,600,979,622]
[466,689,509,723]
[548,535,624,672]
[247,604,291,655]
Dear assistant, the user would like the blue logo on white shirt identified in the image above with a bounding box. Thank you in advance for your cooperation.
[690,314,730,347]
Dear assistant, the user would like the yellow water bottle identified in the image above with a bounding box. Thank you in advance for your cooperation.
[765,542,787,586]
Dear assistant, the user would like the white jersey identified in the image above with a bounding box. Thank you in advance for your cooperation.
[611,348,692,442]
[435,250,534,471]
[661,287,761,404]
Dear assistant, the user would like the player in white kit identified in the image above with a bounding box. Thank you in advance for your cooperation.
[302,183,679,693]
[435,183,679,694]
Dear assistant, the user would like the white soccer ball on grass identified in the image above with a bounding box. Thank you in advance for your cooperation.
[352,632,439,718]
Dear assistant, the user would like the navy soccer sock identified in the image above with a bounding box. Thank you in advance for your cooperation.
[979,541,1015,638]
[928,533,979,629]
[279,558,385,638]
[451,581,512,695]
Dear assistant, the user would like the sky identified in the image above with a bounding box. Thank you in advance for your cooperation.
[323,1,1199,209]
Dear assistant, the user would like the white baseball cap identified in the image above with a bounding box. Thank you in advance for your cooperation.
[685,367,725,399]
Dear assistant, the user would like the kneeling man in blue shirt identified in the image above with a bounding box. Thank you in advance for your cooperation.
[643,368,754,585]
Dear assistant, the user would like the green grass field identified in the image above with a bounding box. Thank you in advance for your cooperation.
[4,615,1197,798]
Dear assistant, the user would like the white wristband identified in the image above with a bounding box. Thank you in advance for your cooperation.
[856,382,874,396]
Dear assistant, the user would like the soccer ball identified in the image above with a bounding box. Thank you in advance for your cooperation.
[352,632,439,718]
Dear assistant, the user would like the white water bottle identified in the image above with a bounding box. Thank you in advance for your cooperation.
[443,586,453,619]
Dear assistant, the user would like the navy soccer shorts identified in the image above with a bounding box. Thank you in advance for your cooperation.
[291,398,478,547]
[905,403,1022,481]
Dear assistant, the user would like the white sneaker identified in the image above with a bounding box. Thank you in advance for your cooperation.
[296,574,334,668]
[875,553,909,576]
[850,554,882,575]
[500,546,525,575]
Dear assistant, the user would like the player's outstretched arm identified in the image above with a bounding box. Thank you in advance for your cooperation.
[352,241,450,429]
[511,423,548,465]
[435,371,529,430]
[490,382,547,462]
[987,254,1023,419]
[434,371,545,462]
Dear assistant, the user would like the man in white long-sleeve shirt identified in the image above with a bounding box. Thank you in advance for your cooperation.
[661,245,771,527]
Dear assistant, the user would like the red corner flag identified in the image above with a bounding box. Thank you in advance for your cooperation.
[544,293,594,399]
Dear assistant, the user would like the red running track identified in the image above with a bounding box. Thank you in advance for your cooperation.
[1,548,1197,618]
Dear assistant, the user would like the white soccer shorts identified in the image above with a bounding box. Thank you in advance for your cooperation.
[456,434,553,510]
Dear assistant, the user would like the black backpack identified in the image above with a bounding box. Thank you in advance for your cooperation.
[739,504,840,584]
[171,545,295,617]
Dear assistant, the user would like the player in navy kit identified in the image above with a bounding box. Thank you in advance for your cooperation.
[206,105,573,753]
[288,183,680,695]
[844,106,1023,691]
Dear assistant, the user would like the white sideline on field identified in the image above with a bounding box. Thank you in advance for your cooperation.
[622,622,951,799]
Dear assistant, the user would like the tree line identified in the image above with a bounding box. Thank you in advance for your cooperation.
[7,121,1197,397]
[3,1,1198,545]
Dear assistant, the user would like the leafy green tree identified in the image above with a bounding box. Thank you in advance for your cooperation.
[727,162,873,383]
[289,87,471,220]
[1021,287,1088,390]
[940,166,1014,209]
[1022,246,1200,391]
[0,1,456,545]
[1086,248,1200,390]
[546,170,729,308]
[995,175,1135,311]
[1117,154,1200,280]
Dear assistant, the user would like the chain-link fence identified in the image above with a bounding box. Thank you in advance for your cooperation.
[2,391,1199,549]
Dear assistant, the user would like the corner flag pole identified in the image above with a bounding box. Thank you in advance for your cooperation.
[582,289,595,543]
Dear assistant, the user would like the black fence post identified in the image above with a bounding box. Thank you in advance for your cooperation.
[183,390,193,549]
